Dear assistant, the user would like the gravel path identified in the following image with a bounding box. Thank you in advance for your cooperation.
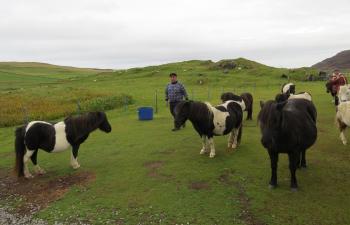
[0,206,49,225]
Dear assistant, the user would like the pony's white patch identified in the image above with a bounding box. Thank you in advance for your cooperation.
[288,92,312,101]
[70,152,80,169]
[337,102,350,126]
[282,83,294,94]
[205,103,229,135]
[52,121,71,153]
[338,85,350,102]
[208,138,216,158]
[340,132,347,145]
[23,149,34,178]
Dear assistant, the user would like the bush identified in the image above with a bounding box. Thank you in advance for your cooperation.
[81,95,134,112]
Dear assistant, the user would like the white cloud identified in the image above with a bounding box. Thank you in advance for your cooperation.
[0,0,350,68]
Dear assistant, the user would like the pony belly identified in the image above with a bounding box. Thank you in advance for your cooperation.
[52,122,71,153]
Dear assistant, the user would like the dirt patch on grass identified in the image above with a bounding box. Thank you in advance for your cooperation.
[143,161,172,180]
[218,170,265,225]
[0,168,95,215]
[188,181,211,190]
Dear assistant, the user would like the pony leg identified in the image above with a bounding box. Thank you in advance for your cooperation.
[338,120,347,145]
[300,150,307,168]
[200,136,209,154]
[71,146,80,169]
[340,131,347,145]
[227,132,235,149]
[268,151,278,188]
[208,138,216,158]
[31,150,46,175]
[288,152,298,191]
[231,125,242,149]
[23,149,35,178]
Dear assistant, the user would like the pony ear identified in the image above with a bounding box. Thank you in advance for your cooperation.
[260,100,265,108]
[276,101,287,110]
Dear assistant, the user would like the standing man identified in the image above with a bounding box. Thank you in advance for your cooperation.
[329,69,348,105]
[165,72,189,131]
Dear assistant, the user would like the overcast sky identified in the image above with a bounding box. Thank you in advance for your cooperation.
[1,0,349,69]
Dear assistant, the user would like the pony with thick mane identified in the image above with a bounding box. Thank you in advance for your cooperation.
[258,99,317,191]
[15,111,112,178]
[221,92,253,120]
[174,100,244,158]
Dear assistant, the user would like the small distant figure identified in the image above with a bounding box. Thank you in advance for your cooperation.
[165,72,188,131]
[327,69,348,105]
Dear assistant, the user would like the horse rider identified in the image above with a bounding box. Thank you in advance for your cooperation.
[329,69,348,105]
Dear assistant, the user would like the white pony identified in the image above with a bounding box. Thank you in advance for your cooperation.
[337,84,350,103]
[336,101,350,145]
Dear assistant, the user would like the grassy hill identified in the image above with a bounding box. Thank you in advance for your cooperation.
[1,59,349,224]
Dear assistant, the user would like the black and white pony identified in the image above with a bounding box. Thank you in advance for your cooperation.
[174,100,244,158]
[221,92,253,120]
[15,111,112,178]
[281,83,295,95]
[275,92,312,103]
[258,99,317,190]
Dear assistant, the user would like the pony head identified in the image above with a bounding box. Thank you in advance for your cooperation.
[95,111,112,133]
[174,101,192,129]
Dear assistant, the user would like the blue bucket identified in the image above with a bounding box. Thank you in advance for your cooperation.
[138,107,153,120]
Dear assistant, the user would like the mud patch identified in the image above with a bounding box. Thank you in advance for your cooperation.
[189,181,211,190]
[0,168,95,215]
[218,170,265,225]
[143,161,172,180]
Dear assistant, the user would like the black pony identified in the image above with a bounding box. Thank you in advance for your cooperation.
[174,100,244,158]
[15,111,112,178]
[258,99,317,191]
[221,92,253,120]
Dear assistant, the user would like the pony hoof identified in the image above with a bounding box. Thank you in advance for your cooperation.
[269,184,277,189]
[209,153,215,158]
[291,187,298,192]
[25,174,34,179]
[342,141,347,145]
[231,144,237,149]
[72,164,81,169]
[36,170,46,175]
[200,149,206,155]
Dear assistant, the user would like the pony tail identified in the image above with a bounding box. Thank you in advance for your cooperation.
[15,126,26,177]
[237,124,243,145]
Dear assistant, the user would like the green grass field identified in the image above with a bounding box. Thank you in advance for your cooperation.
[0,60,349,224]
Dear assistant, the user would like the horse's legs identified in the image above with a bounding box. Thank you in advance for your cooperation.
[300,150,307,168]
[337,119,347,145]
[208,138,216,158]
[288,152,299,190]
[23,149,35,178]
[200,136,209,154]
[268,151,278,188]
[247,107,252,120]
[30,150,46,175]
[227,131,235,149]
[71,146,80,169]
